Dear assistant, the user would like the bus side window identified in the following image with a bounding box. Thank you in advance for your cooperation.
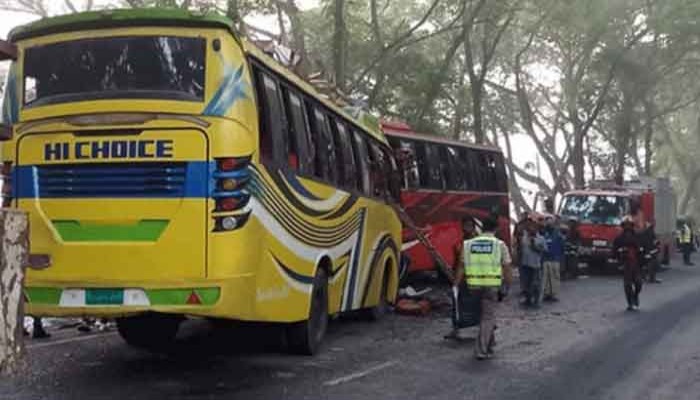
[398,139,419,189]
[333,120,357,190]
[440,145,457,190]
[481,153,498,191]
[495,153,508,192]
[352,130,371,195]
[254,69,288,166]
[369,141,388,199]
[414,142,430,188]
[306,104,333,182]
[446,146,465,191]
[282,88,313,174]
[424,143,444,190]
[385,146,402,202]
[462,148,480,190]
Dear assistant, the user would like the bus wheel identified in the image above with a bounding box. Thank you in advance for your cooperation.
[286,268,328,355]
[363,266,392,321]
[116,313,181,351]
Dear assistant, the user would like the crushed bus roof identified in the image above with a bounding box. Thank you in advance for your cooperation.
[8,8,234,42]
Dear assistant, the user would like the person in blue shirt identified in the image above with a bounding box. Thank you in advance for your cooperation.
[542,215,565,302]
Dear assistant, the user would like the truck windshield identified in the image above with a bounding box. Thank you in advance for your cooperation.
[559,194,628,225]
[23,36,205,107]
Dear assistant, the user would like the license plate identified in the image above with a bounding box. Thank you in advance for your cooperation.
[86,289,124,305]
[593,240,608,247]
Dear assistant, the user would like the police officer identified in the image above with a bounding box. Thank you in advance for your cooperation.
[454,216,512,360]
[679,219,694,266]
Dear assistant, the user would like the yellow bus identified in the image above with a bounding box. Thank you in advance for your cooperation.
[0,9,402,354]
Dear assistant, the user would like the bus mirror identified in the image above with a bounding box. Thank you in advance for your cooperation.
[0,40,17,61]
[0,124,12,141]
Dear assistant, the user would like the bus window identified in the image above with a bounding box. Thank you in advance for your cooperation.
[481,153,499,191]
[307,104,338,183]
[397,140,419,189]
[384,146,402,202]
[352,130,371,195]
[445,146,466,191]
[283,88,313,174]
[254,70,288,165]
[369,141,389,199]
[424,143,444,190]
[495,153,508,192]
[462,147,481,190]
[332,120,357,190]
[414,142,430,188]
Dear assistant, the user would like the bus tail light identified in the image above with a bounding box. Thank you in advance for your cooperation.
[212,156,251,232]
[1,161,13,207]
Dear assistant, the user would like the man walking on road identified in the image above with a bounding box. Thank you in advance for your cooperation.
[542,216,564,301]
[454,216,512,360]
[519,218,547,307]
[614,217,643,311]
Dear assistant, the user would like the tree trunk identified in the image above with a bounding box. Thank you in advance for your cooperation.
[643,100,654,175]
[0,210,28,376]
[614,88,636,185]
[470,80,484,143]
[333,0,347,91]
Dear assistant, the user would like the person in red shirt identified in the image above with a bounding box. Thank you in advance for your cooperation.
[613,216,643,311]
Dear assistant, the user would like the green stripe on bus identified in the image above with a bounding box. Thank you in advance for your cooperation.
[52,220,169,242]
[146,288,220,306]
[25,287,62,305]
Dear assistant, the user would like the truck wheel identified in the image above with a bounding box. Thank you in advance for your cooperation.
[287,268,328,355]
[116,313,181,351]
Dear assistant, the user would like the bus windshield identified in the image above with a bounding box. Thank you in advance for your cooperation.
[560,194,628,225]
[23,36,206,107]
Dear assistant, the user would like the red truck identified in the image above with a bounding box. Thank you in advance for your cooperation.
[558,177,676,270]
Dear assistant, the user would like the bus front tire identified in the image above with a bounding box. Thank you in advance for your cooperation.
[286,268,329,355]
[116,313,182,351]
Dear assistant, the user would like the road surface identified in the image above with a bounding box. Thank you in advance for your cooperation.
[3,260,700,400]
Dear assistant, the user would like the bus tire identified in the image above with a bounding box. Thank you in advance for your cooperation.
[286,268,328,355]
[116,313,181,351]
[363,264,393,321]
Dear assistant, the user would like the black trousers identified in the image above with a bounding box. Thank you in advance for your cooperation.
[682,243,693,265]
[624,264,643,307]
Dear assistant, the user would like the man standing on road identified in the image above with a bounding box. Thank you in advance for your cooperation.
[520,218,547,307]
[640,222,662,284]
[679,219,694,266]
[445,215,479,340]
[564,217,581,280]
[513,212,530,294]
[542,216,564,302]
[454,216,512,360]
[614,217,643,311]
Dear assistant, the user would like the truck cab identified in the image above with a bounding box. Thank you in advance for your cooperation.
[559,190,631,269]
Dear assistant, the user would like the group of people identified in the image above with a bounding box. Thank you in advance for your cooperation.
[451,206,667,360]
[512,213,576,308]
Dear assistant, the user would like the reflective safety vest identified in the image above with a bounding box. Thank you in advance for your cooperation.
[681,225,692,244]
[464,235,502,287]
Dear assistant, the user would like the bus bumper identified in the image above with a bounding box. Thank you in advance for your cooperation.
[23,274,286,321]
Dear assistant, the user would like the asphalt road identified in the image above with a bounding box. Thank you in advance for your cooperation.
[3,259,700,400]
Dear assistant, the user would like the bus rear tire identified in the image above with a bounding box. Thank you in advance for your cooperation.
[116,313,181,351]
[363,266,393,321]
[286,268,329,356]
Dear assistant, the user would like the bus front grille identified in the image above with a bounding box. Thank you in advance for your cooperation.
[36,162,188,198]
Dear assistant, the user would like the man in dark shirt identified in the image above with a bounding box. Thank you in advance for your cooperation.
[614,217,643,311]
[639,223,661,283]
